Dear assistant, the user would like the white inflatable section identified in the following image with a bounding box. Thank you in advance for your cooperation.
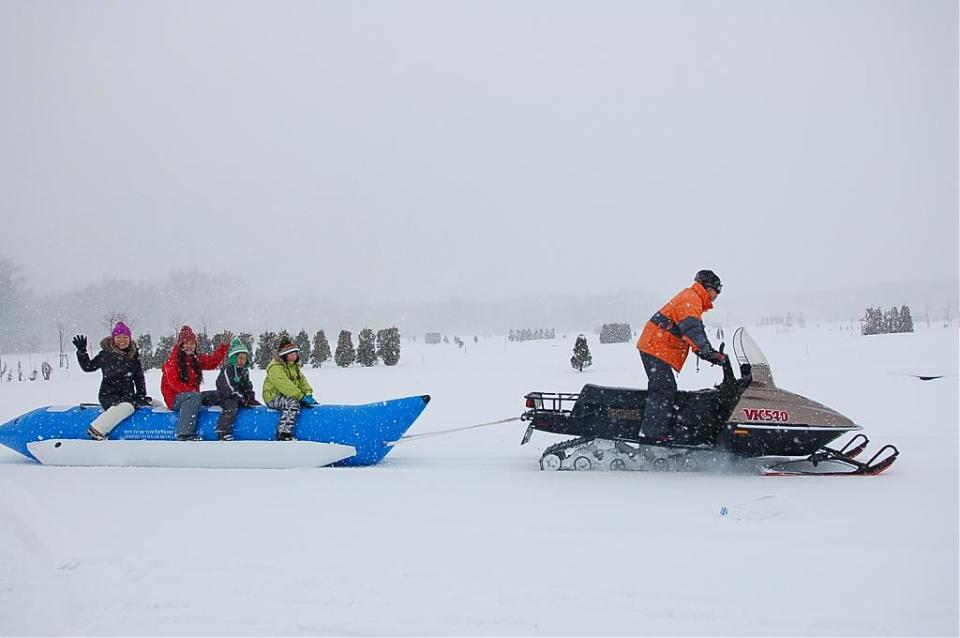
[27,439,356,469]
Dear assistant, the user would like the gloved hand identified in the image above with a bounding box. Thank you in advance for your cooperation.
[72,334,88,352]
[300,394,317,407]
[706,351,728,366]
[244,396,262,407]
[134,395,154,408]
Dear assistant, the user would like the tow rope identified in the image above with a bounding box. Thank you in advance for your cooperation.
[387,416,520,446]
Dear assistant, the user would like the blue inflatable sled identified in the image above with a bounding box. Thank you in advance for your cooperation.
[0,395,431,466]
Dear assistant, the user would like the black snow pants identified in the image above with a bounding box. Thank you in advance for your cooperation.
[639,352,677,439]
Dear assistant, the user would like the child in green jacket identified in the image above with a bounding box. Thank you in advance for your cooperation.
[263,338,316,440]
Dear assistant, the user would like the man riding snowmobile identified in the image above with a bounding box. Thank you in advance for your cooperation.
[636,270,726,440]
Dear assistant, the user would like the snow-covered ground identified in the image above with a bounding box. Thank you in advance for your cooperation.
[1,325,957,636]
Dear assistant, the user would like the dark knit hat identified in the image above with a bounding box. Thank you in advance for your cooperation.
[694,270,722,293]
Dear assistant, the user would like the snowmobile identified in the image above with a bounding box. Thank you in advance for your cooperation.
[520,328,898,475]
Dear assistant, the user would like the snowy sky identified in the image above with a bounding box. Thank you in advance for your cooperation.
[1,0,956,303]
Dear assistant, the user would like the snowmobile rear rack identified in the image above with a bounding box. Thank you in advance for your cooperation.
[521,392,581,445]
[522,392,579,416]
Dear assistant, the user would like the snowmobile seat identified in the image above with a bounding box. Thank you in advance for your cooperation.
[568,383,734,444]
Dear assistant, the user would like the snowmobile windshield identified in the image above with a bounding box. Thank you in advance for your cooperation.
[732,328,774,386]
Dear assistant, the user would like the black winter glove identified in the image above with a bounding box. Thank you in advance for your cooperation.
[72,335,88,352]
[134,395,153,408]
[706,351,728,366]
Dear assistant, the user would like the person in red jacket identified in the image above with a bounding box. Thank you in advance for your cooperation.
[636,270,727,440]
[161,325,229,441]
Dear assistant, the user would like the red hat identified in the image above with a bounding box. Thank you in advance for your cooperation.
[177,325,197,345]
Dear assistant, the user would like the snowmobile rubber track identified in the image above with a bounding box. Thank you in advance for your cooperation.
[538,437,726,472]
[541,436,595,458]
[539,436,595,470]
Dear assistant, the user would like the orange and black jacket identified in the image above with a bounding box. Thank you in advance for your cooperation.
[637,282,719,372]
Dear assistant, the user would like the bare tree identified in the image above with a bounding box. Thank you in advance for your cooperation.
[104,311,137,333]
[56,315,71,368]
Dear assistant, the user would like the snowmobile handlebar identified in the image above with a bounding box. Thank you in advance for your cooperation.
[718,341,752,390]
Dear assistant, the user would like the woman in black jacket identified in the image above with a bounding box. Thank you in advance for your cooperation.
[74,321,152,440]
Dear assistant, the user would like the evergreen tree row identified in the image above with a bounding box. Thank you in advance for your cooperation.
[135,331,250,370]
[508,328,556,342]
[757,313,806,328]
[598,323,632,344]
[862,306,914,335]
[134,327,400,369]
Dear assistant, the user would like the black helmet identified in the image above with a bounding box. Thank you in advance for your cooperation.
[695,270,722,293]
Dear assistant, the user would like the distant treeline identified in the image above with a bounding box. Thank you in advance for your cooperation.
[598,323,632,344]
[508,328,556,342]
[756,313,807,328]
[134,328,401,369]
[861,306,914,336]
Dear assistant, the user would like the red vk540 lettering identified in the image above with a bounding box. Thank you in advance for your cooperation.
[742,408,790,422]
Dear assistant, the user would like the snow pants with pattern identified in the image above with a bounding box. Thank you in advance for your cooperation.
[267,396,301,436]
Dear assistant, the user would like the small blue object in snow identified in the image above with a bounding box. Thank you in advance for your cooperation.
[720,506,729,517]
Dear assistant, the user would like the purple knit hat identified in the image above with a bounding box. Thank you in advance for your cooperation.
[112,321,132,338]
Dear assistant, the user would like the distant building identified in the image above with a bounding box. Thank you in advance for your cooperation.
[424,332,442,345]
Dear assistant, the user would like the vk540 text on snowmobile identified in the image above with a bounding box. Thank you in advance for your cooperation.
[520,328,898,476]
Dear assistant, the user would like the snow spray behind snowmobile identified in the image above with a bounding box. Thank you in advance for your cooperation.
[520,328,898,475]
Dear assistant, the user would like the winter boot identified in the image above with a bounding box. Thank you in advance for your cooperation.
[87,426,106,441]
[177,434,200,441]
[276,431,294,441]
[217,433,235,441]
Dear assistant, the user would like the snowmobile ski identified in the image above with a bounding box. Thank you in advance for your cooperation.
[761,444,899,476]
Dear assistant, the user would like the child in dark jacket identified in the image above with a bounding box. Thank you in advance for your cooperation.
[74,321,153,440]
[214,338,261,441]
